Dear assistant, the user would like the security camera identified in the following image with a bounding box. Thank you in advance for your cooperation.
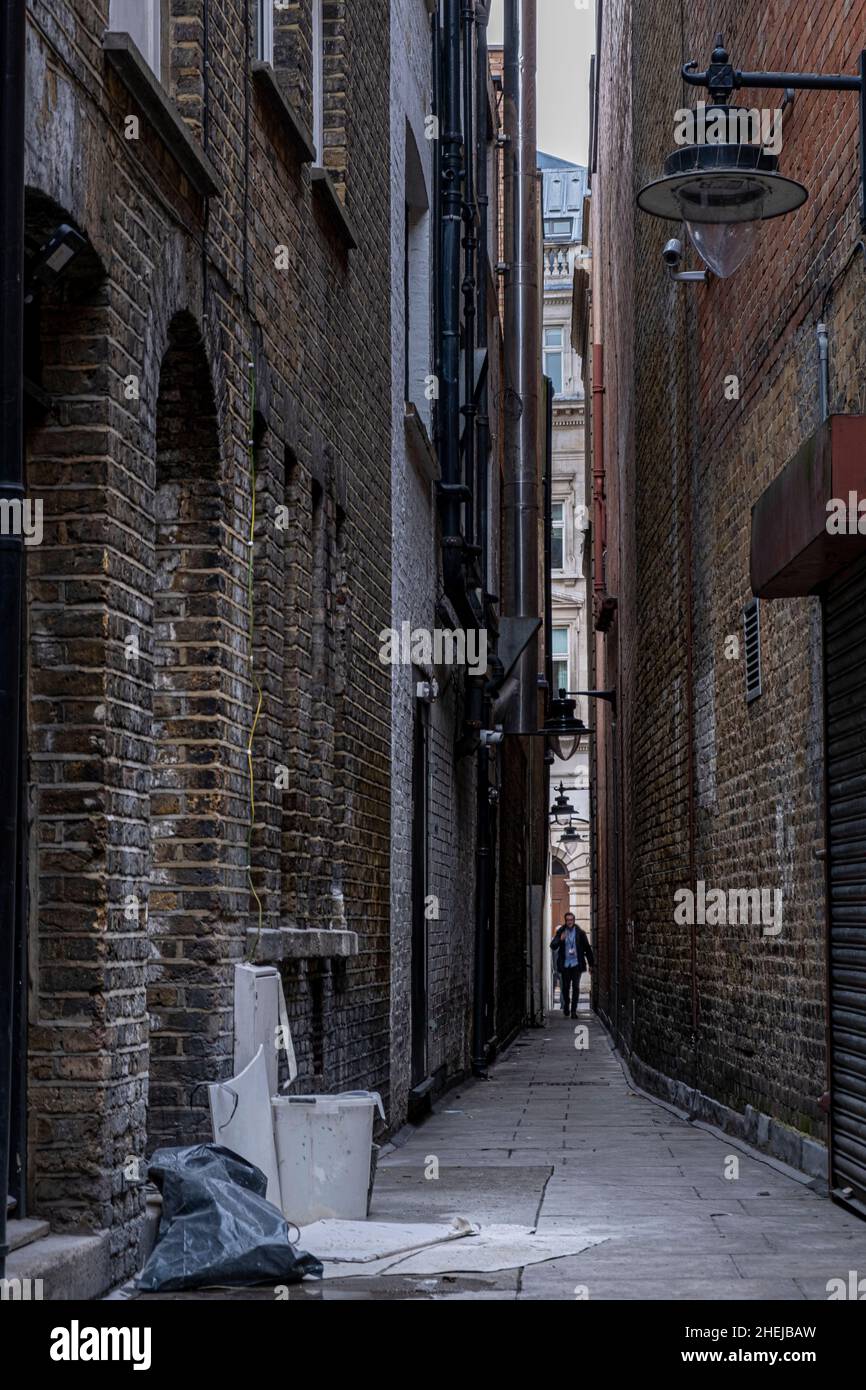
[662,237,709,285]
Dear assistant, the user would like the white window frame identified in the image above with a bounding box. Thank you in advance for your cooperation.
[551,626,570,699]
[551,501,565,572]
[312,0,324,163]
[257,1,275,65]
[109,0,162,80]
[544,326,564,396]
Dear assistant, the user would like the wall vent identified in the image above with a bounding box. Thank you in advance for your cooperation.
[743,598,763,703]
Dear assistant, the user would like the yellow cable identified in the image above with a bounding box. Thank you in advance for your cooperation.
[246,360,265,962]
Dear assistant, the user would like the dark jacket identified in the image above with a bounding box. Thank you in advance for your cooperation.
[550,924,594,975]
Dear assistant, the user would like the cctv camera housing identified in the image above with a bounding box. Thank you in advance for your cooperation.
[662,238,683,266]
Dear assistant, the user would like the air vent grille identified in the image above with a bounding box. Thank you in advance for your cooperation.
[743,598,762,703]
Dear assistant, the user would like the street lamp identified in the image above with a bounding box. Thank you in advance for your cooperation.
[25,223,88,303]
[541,690,591,763]
[636,35,866,276]
[550,782,576,823]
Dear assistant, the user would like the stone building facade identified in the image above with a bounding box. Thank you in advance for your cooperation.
[541,156,592,955]
[17,0,392,1290]
[584,0,866,1193]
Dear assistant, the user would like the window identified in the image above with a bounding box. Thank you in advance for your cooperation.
[109,0,164,79]
[552,627,569,699]
[551,502,565,570]
[544,327,564,396]
[403,124,431,410]
[256,0,274,64]
[312,0,324,163]
[545,218,572,240]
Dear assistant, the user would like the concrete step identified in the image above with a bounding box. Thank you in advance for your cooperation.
[6,1218,50,1253]
[3,1231,111,1300]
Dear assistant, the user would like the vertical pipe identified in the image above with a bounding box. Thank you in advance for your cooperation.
[503,0,539,733]
[475,2,491,592]
[0,0,26,1280]
[817,322,829,423]
[439,0,464,542]
[462,0,477,550]
[859,53,866,231]
[543,376,554,710]
[592,342,606,598]
[432,7,443,391]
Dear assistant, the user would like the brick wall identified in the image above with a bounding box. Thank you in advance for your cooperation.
[24,0,391,1282]
[591,0,864,1148]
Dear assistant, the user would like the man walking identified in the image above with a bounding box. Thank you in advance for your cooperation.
[550,913,593,1019]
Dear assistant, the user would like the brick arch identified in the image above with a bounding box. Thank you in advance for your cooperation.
[146,311,238,1152]
[21,192,135,1237]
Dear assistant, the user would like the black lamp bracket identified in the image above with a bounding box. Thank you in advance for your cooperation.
[568,689,617,714]
[682,34,866,227]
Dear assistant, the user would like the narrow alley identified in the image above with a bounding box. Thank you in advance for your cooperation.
[241,1008,866,1302]
[5,0,866,1354]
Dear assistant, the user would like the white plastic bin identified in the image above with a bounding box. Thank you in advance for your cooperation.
[271,1094,376,1226]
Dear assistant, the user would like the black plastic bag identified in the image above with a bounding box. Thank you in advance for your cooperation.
[138,1144,323,1292]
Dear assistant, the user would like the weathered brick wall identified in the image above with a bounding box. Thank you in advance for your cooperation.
[389,0,438,1124]
[389,2,505,1120]
[24,0,391,1282]
[593,0,866,1144]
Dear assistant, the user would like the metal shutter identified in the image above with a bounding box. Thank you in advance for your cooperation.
[825,559,866,1207]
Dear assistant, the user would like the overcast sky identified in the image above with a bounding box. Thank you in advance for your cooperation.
[488,0,595,167]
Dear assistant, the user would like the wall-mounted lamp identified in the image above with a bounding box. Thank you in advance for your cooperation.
[550,781,576,823]
[636,36,837,277]
[25,223,88,303]
[567,689,617,717]
[540,692,591,763]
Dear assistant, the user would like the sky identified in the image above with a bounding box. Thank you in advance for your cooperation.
[488,0,596,167]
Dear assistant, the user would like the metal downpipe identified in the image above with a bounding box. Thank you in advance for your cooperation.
[502,0,540,734]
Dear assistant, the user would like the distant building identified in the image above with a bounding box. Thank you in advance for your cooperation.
[541,155,592,964]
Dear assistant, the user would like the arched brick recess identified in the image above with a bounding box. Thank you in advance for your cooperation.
[146,312,236,1151]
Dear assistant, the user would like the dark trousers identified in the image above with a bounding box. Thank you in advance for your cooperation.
[560,965,583,1016]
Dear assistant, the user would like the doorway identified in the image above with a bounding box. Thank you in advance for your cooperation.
[825,557,866,1208]
[410,704,428,1089]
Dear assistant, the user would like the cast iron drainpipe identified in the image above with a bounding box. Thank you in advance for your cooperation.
[438,0,467,590]
[591,342,606,600]
[475,0,491,597]
[543,377,554,708]
[0,0,27,1282]
[461,0,477,552]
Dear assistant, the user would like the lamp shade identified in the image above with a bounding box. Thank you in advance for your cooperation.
[637,143,807,224]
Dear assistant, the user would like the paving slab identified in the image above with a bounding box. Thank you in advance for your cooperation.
[370,1012,864,1300]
